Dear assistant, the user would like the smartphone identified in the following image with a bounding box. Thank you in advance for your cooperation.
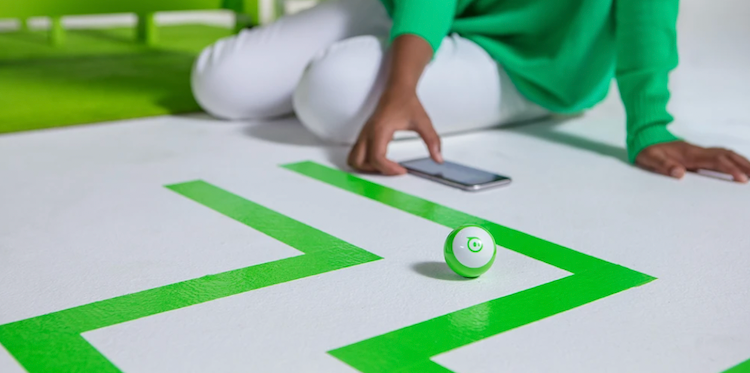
[400,158,512,191]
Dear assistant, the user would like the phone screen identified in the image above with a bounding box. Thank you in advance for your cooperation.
[400,158,510,187]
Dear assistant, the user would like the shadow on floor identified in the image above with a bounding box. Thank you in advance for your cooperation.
[243,117,352,169]
[503,115,629,164]
[241,113,631,170]
[412,261,471,281]
[243,116,323,147]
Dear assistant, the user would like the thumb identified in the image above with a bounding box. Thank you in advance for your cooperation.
[414,116,443,164]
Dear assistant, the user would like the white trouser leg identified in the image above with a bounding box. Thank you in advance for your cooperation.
[294,33,549,144]
[191,0,390,120]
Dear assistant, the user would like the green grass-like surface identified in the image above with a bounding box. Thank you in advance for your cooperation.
[0,24,233,134]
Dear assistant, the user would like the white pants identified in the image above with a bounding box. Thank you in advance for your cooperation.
[191,0,547,144]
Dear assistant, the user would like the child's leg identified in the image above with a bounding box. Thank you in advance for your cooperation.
[294,34,549,144]
[191,0,390,120]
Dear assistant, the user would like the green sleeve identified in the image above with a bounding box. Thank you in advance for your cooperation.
[387,0,457,55]
[615,0,681,163]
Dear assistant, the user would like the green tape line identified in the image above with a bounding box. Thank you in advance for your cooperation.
[0,179,381,372]
[724,358,750,373]
[282,161,657,372]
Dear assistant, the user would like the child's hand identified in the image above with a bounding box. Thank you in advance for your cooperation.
[347,89,442,175]
[636,141,750,183]
[347,34,441,175]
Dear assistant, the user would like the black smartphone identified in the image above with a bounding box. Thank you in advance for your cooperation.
[400,158,512,191]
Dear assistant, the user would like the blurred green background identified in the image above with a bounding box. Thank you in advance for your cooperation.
[0,0,265,134]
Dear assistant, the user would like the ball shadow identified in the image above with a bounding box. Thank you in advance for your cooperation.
[411,261,471,281]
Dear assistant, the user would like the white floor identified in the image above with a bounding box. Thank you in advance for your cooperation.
[1,0,750,372]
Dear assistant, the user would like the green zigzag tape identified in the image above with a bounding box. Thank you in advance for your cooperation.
[3,161,739,372]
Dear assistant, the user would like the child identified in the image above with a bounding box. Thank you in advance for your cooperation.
[192,0,750,182]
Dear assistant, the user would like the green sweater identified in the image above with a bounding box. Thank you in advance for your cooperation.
[380,0,681,162]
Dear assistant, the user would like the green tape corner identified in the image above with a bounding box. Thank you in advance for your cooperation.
[282,161,656,372]
[0,178,381,372]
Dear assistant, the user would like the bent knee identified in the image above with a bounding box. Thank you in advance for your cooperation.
[293,36,385,143]
[191,31,298,120]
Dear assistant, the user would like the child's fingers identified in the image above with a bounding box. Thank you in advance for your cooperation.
[347,137,376,173]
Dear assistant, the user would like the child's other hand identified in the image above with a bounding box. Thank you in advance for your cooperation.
[636,141,750,183]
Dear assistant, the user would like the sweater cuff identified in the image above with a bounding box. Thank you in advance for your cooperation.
[619,74,678,163]
[627,124,681,163]
[388,0,456,55]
